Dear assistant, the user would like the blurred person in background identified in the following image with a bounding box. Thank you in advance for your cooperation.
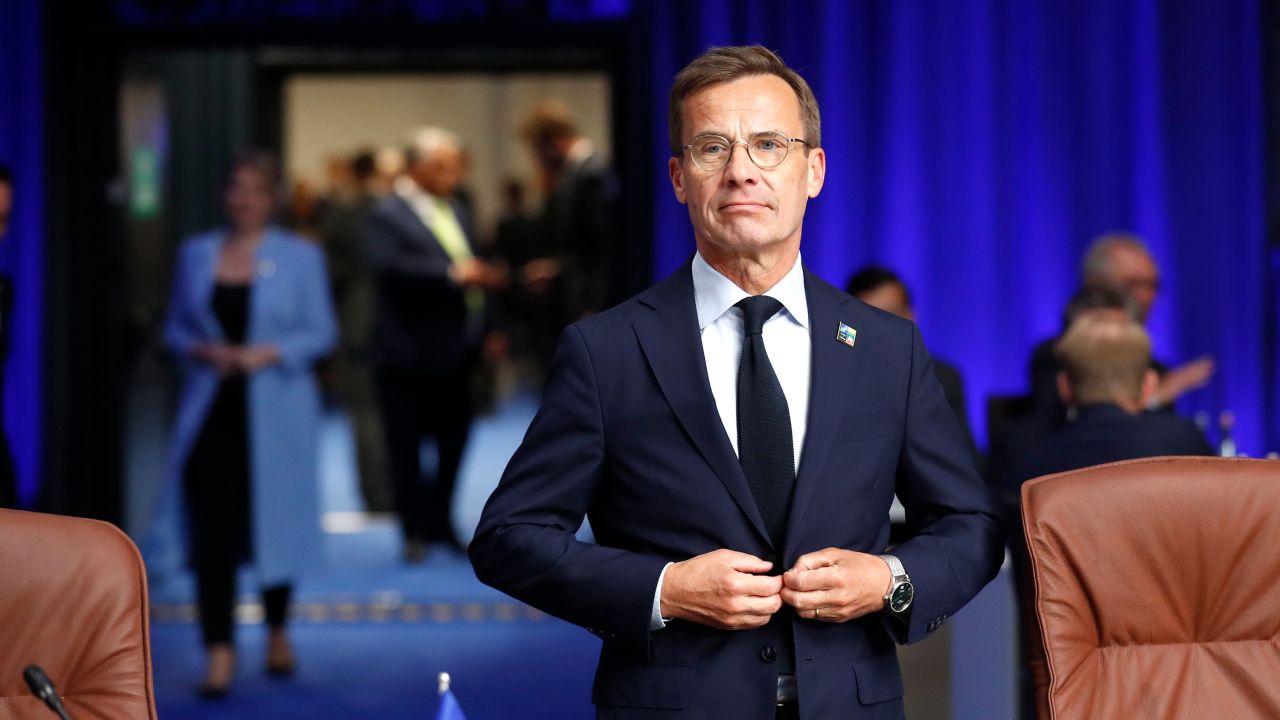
[374,145,405,196]
[1004,311,1212,720]
[163,151,337,698]
[324,152,357,204]
[1028,233,1215,425]
[286,178,326,241]
[491,177,561,376]
[0,164,15,508]
[521,100,617,326]
[318,149,393,511]
[845,265,977,461]
[988,285,1138,486]
[365,127,505,561]
[452,146,477,225]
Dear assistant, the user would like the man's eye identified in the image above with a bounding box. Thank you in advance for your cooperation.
[702,143,727,154]
[756,140,780,151]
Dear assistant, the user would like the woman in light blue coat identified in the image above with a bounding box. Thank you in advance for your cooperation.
[163,153,336,697]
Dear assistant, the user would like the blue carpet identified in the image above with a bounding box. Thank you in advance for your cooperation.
[148,393,601,719]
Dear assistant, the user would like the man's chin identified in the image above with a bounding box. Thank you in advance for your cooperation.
[701,231,791,257]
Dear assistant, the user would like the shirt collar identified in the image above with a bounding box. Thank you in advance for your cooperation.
[691,251,809,331]
[394,175,438,204]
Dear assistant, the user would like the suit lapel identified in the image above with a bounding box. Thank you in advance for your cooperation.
[389,195,443,251]
[631,263,774,548]
[787,268,860,549]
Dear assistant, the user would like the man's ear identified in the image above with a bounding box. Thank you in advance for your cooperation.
[1139,368,1160,409]
[669,156,688,205]
[1056,371,1074,407]
[806,147,826,198]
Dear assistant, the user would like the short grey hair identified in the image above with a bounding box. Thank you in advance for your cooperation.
[405,126,462,166]
[1082,232,1153,285]
[669,45,821,155]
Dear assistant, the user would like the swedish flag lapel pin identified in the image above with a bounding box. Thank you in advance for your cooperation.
[836,322,857,348]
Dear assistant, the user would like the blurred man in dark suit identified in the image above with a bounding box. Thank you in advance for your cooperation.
[364,128,504,560]
[0,164,14,508]
[1016,312,1213,479]
[845,266,976,461]
[320,150,393,513]
[521,101,618,324]
[988,285,1137,486]
[1006,311,1213,720]
[1029,233,1214,426]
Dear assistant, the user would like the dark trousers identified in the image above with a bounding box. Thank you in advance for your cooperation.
[376,366,473,545]
[194,560,291,647]
[775,704,798,720]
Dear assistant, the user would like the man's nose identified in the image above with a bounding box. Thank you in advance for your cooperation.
[721,142,760,185]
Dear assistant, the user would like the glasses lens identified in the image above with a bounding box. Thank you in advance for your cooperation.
[691,136,731,170]
[748,132,790,168]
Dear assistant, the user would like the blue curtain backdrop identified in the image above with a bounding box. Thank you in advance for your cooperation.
[645,0,1267,454]
[0,0,44,504]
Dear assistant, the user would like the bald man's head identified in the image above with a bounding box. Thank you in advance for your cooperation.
[1082,233,1160,322]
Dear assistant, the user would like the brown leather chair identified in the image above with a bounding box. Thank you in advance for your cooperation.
[0,509,157,719]
[1021,456,1280,719]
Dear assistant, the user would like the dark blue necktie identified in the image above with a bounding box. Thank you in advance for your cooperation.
[735,295,795,547]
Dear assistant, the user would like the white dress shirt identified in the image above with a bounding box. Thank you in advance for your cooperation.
[651,252,812,629]
[394,175,442,229]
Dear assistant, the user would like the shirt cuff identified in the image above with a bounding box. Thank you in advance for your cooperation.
[649,562,674,631]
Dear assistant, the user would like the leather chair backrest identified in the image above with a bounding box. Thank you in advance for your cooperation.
[0,509,157,719]
[1021,456,1280,719]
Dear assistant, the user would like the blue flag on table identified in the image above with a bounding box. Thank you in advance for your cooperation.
[435,688,467,720]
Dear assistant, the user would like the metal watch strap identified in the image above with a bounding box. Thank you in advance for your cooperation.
[879,554,907,580]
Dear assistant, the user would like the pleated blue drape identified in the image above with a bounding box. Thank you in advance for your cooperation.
[645,0,1266,453]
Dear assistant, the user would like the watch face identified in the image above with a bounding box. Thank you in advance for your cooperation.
[890,581,914,613]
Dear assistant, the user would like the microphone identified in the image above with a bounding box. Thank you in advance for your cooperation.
[23,665,72,720]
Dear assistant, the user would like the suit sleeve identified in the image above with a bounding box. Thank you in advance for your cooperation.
[887,324,1004,644]
[469,325,668,657]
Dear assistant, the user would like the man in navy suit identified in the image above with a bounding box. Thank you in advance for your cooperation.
[365,127,503,560]
[1005,311,1213,719]
[470,46,1001,719]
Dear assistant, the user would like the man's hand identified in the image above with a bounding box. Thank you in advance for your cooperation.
[1154,356,1215,406]
[781,548,892,623]
[521,257,562,294]
[659,549,783,630]
[451,259,508,290]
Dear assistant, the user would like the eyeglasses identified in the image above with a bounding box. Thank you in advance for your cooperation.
[680,131,810,171]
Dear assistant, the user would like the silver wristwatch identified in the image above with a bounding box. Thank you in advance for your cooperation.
[879,554,914,614]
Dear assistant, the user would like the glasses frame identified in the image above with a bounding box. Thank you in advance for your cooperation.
[680,131,811,171]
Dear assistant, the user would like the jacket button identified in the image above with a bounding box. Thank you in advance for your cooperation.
[760,646,777,663]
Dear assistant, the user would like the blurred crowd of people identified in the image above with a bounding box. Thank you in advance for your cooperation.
[3,86,1226,707]
[845,233,1219,720]
[154,102,616,696]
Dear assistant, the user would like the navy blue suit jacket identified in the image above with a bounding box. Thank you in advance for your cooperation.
[1009,403,1214,487]
[363,193,479,373]
[470,262,1001,719]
